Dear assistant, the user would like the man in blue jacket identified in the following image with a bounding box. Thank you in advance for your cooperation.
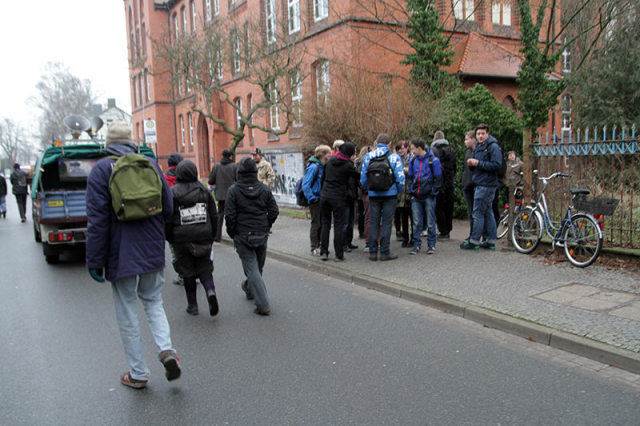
[360,133,405,261]
[407,137,442,255]
[460,123,503,250]
[86,122,181,389]
[302,144,331,256]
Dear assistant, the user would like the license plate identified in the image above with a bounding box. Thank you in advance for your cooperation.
[48,200,64,207]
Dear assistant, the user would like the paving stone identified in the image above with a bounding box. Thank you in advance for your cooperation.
[610,302,640,321]
[534,289,583,304]
[558,283,602,297]
[568,296,624,311]
[592,291,637,305]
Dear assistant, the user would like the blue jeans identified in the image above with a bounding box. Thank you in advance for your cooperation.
[0,195,5,213]
[470,185,497,245]
[368,197,397,255]
[111,271,175,381]
[412,197,436,249]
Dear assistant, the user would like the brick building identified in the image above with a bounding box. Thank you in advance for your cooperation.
[123,0,561,180]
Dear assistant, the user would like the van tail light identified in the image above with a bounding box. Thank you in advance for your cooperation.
[592,214,605,231]
[49,232,73,243]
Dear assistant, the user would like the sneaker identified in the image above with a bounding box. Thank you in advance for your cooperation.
[426,246,435,255]
[241,280,254,300]
[254,307,271,316]
[409,247,420,255]
[460,241,479,250]
[120,371,147,389]
[311,248,321,256]
[421,230,428,237]
[369,252,378,261]
[347,243,358,249]
[396,232,402,241]
[186,305,199,315]
[379,253,398,261]
[206,290,219,316]
[362,246,370,253]
[172,276,184,286]
[480,242,496,251]
[159,350,182,381]
[321,252,329,261]
[343,246,352,253]
[401,241,409,248]
[334,256,345,262]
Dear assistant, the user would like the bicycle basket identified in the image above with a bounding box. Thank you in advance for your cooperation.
[573,195,619,216]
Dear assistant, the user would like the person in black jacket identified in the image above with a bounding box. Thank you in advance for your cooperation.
[0,173,7,218]
[166,160,219,316]
[431,131,457,239]
[461,130,476,241]
[225,157,279,316]
[319,142,359,262]
[10,163,29,222]
[208,149,237,242]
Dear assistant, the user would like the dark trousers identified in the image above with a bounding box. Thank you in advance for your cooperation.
[320,197,346,258]
[368,196,397,255]
[394,206,411,244]
[183,269,215,307]
[234,236,269,312]
[357,199,365,237]
[215,200,225,241]
[309,201,322,250]
[435,189,455,236]
[463,186,475,238]
[15,194,27,220]
[343,200,355,248]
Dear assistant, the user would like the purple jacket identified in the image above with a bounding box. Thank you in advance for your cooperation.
[86,143,173,282]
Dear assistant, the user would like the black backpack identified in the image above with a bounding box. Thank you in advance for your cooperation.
[366,151,395,191]
[295,163,320,207]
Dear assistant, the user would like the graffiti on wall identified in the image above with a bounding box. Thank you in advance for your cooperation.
[262,151,304,206]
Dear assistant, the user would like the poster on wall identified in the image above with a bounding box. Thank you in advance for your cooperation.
[262,151,304,206]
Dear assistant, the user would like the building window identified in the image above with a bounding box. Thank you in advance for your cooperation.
[136,122,141,141]
[141,23,147,56]
[233,32,241,74]
[139,73,145,104]
[145,69,150,102]
[133,76,138,107]
[188,112,194,149]
[561,95,572,137]
[269,82,280,130]
[288,0,300,34]
[235,98,243,129]
[217,47,224,80]
[181,6,187,34]
[205,0,212,21]
[316,60,330,108]
[135,76,141,107]
[492,0,511,26]
[562,46,571,74]
[214,0,219,15]
[173,13,179,42]
[190,0,197,33]
[291,71,302,127]
[453,0,475,21]
[180,115,186,148]
[265,0,276,44]
[314,0,328,21]
[248,94,254,141]
[139,0,144,21]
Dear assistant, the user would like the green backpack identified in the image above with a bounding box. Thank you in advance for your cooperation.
[108,154,163,221]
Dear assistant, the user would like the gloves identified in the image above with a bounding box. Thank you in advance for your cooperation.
[89,268,105,283]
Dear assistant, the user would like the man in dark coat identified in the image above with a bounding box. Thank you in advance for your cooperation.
[431,131,457,239]
[208,149,237,242]
[225,157,279,316]
[164,152,183,187]
[0,173,7,218]
[167,159,219,316]
[86,121,181,389]
[10,163,28,222]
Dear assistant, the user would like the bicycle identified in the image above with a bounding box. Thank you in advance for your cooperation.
[496,185,524,240]
[510,171,604,267]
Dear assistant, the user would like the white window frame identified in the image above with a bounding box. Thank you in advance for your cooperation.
[265,0,277,44]
[233,33,241,73]
[133,76,138,107]
[174,14,179,42]
[291,71,302,127]
[454,0,475,21]
[205,0,212,21]
[248,94,254,140]
[216,47,224,80]
[562,48,571,74]
[492,0,511,26]
[235,98,243,130]
[288,0,300,34]
[181,7,187,34]
[191,0,197,33]
[269,82,280,130]
[139,73,145,104]
[188,112,194,147]
[145,69,151,102]
[314,0,328,22]
[561,95,572,132]
[316,60,330,108]
[180,115,185,147]
[214,0,219,16]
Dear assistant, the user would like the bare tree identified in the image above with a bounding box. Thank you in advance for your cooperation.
[0,118,33,164]
[29,62,96,148]
[154,14,306,154]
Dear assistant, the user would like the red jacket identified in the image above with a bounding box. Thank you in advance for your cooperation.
[164,166,178,187]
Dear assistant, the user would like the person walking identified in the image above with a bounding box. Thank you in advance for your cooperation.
[225,157,279,316]
[460,123,503,251]
[354,147,369,241]
[360,133,405,261]
[319,142,359,262]
[208,149,237,242]
[86,121,180,390]
[461,130,477,241]
[302,144,331,256]
[164,152,183,187]
[0,173,7,218]
[167,160,219,317]
[10,164,28,222]
[431,131,457,239]
[407,138,442,255]
[393,141,413,247]
[252,148,275,188]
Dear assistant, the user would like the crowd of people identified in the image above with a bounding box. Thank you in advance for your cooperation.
[302,125,510,261]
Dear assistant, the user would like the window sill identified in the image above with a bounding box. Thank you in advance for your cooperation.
[267,133,280,142]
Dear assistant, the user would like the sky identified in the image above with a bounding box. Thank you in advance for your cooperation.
[0,1,131,134]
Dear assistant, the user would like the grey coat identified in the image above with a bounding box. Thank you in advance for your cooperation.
[208,158,237,201]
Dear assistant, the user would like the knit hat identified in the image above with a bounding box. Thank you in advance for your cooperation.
[339,142,356,158]
[106,121,132,146]
[251,147,262,155]
[222,149,233,158]
[14,163,20,170]
[237,157,258,175]
[168,152,184,167]
[176,159,198,183]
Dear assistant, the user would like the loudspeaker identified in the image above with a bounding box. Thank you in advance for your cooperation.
[63,115,91,132]
[90,116,104,133]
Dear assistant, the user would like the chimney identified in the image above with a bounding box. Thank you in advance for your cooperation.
[107,98,116,109]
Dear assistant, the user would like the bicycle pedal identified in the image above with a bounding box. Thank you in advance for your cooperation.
[544,250,555,256]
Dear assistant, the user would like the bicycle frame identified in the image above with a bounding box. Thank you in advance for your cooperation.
[531,173,579,249]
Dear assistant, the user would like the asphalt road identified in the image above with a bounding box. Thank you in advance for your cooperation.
[1,199,639,425]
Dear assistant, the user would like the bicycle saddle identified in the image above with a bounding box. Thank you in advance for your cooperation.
[570,188,590,195]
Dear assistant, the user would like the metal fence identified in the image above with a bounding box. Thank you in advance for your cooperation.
[531,126,640,249]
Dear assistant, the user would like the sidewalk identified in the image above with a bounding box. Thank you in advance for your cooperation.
[246,214,640,368]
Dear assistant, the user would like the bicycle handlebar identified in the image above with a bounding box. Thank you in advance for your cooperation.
[538,172,571,181]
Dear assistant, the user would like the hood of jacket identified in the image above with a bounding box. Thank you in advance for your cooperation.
[176,160,198,183]
[105,142,138,157]
[220,157,234,166]
[308,156,322,165]
[236,173,264,199]
[431,138,449,148]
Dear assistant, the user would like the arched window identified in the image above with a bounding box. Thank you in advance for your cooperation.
[502,95,516,111]
[139,0,144,21]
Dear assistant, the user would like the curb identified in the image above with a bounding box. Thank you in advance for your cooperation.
[218,239,640,375]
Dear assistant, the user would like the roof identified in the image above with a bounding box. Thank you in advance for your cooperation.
[446,32,523,79]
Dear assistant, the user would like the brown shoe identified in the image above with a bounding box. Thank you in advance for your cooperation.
[159,350,182,381]
[120,371,147,389]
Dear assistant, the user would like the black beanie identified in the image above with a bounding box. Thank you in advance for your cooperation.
[168,152,184,167]
[238,157,258,175]
[339,142,356,158]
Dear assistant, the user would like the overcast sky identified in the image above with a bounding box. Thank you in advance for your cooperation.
[0,1,131,134]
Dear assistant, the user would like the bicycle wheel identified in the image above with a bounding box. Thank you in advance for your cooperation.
[497,210,509,240]
[561,213,603,267]
[510,207,542,254]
